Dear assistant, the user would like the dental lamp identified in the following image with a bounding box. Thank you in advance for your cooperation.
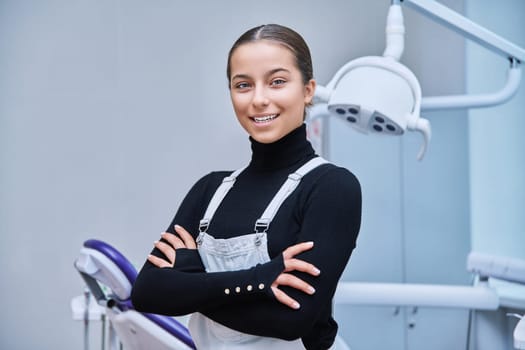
[312,0,525,160]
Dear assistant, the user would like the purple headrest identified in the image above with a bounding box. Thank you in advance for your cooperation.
[83,239,137,286]
[82,239,196,349]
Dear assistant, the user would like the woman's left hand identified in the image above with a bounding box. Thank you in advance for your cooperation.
[147,225,196,268]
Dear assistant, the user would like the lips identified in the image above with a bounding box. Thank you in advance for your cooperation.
[250,114,279,124]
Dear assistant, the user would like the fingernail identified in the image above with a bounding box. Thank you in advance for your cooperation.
[308,287,316,294]
[307,241,314,246]
[292,302,300,309]
[154,240,159,244]
[313,267,321,275]
[174,224,181,229]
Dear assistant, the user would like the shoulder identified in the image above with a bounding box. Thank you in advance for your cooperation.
[195,170,232,186]
[185,170,234,199]
[298,162,362,232]
[298,162,362,212]
[307,162,361,194]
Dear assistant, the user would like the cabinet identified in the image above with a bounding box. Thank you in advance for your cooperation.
[325,109,471,350]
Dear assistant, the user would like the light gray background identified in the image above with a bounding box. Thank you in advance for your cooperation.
[0,0,523,349]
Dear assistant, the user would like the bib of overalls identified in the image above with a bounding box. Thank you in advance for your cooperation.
[188,157,328,350]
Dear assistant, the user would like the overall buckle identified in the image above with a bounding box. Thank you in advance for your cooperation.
[254,219,270,233]
[199,219,210,233]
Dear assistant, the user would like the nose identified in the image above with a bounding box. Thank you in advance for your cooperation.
[252,85,269,108]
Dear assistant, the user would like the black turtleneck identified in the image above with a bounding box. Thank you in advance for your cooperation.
[132,124,362,350]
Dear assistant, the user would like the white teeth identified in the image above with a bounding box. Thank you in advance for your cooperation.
[253,114,278,123]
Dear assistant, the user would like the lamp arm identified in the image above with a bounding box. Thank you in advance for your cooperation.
[401,0,525,63]
[383,4,405,61]
[421,60,522,111]
[400,0,525,110]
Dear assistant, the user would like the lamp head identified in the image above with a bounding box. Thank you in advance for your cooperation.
[328,63,412,136]
[319,56,431,160]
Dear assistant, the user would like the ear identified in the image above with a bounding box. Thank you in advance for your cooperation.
[303,79,316,105]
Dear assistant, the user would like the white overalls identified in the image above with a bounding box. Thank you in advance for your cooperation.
[187,157,328,350]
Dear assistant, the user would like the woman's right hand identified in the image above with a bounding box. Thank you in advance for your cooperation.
[271,241,320,310]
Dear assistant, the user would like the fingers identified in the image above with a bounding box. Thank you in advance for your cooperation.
[282,241,314,259]
[273,241,320,310]
[174,224,197,249]
[272,273,316,310]
[149,225,196,269]
[276,273,316,296]
[282,241,320,276]
[284,258,321,276]
[153,240,176,265]
[160,232,185,249]
[272,285,301,310]
[148,254,173,268]
[159,225,197,250]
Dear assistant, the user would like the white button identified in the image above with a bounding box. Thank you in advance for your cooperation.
[258,283,265,290]
[247,285,253,292]
[224,288,230,295]
[235,286,241,293]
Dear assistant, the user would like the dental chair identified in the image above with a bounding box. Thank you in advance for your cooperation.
[72,239,196,350]
[72,239,352,350]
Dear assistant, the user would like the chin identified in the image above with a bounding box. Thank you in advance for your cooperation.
[250,131,283,144]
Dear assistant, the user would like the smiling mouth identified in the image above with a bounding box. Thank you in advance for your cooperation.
[251,114,279,124]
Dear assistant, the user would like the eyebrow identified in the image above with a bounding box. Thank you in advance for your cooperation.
[231,68,291,81]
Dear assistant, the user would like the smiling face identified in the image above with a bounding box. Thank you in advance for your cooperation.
[228,40,316,144]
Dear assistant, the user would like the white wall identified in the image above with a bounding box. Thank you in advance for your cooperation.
[466,0,525,260]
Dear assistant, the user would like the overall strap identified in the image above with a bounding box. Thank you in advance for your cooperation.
[199,167,246,233]
[254,157,329,233]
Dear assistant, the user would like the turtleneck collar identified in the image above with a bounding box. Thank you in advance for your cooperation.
[248,124,316,171]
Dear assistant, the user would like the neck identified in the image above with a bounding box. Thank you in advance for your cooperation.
[248,124,316,171]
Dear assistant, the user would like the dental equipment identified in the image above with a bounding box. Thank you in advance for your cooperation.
[515,315,525,350]
[72,239,196,350]
[334,252,525,349]
[335,252,525,309]
[311,0,525,160]
[468,253,525,349]
[467,252,525,285]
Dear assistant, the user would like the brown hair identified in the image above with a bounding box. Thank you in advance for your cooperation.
[226,24,313,87]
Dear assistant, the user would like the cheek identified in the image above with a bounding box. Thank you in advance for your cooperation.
[275,91,306,116]
[231,93,249,112]
[269,90,294,108]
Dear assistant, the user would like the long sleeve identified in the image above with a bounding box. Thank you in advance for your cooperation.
[132,255,285,316]
[131,172,286,315]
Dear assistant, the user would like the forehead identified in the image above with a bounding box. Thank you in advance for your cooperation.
[229,40,298,77]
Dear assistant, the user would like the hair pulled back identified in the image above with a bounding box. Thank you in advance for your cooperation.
[226,24,313,87]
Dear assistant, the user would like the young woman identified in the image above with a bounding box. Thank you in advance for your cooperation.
[131,24,362,350]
